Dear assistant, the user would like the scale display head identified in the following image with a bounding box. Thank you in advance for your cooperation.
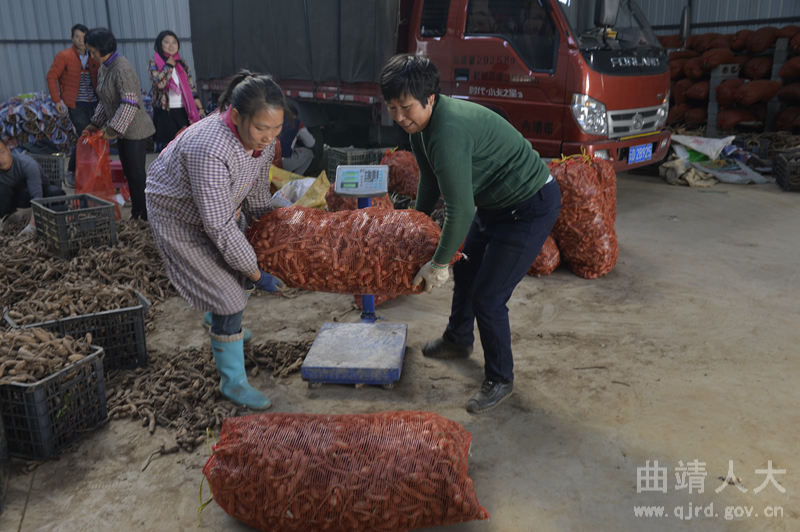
[334,165,389,198]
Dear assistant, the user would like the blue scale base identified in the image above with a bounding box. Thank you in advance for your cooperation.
[301,322,408,385]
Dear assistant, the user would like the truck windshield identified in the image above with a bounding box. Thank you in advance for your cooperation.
[557,0,660,50]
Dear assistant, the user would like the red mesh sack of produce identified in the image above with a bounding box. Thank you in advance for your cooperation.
[659,34,682,48]
[716,78,747,107]
[706,34,734,50]
[247,206,458,295]
[547,155,617,279]
[75,131,121,220]
[778,56,800,79]
[776,25,800,39]
[695,33,721,53]
[324,182,394,212]
[684,81,710,102]
[743,56,773,80]
[792,34,800,53]
[730,29,753,52]
[670,58,689,80]
[735,80,782,106]
[591,155,617,223]
[684,107,708,128]
[202,411,490,532]
[667,103,693,125]
[683,57,709,80]
[701,48,735,69]
[528,234,560,276]
[746,26,778,54]
[673,78,695,105]
[669,49,698,61]
[717,108,756,130]
[774,107,800,131]
[381,149,420,199]
[778,83,800,102]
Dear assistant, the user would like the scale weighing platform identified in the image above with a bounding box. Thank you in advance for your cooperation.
[301,165,408,388]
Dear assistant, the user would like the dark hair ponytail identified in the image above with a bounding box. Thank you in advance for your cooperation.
[218,70,289,119]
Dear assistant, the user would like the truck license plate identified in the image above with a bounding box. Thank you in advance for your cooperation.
[628,143,653,165]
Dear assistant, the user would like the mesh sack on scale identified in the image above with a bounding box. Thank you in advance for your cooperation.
[381,149,420,199]
[247,206,459,295]
[202,411,489,532]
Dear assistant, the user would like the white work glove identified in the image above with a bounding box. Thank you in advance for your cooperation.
[412,261,450,293]
[17,224,36,238]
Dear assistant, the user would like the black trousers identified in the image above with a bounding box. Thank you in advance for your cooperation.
[67,105,96,173]
[116,138,149,220]
[0,183,66,218]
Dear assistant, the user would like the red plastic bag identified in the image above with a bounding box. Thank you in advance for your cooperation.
[684,107,708,128]
[731,29,753,52]
[717,109,756,130]
[528,235,560,276]
[684,81,710,102]
[247,206,459,295]
[75,131,121,220]
[547,155,618,279]
[716,78,747,107]
[203,411,490,532]
[744,56,773,80]
[746,27,777,54]
[735,80,782,106]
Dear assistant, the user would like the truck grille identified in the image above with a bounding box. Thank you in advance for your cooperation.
[607,104,665,139]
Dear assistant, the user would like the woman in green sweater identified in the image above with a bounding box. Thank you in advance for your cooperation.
[380,54,561,414]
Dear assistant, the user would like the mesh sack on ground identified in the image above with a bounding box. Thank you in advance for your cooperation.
[591,156,617,223]
[324,182,394,212]
[203,411,490,532]
[528,234,560,276]
[381,149,420,198]
[247,206,457,295]
[548,156,618,279]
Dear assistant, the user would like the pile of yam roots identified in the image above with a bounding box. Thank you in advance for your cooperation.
[1,219,312,453]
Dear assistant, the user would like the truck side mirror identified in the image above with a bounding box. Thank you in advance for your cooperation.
[594,0,620,28]
[679,6,691,41]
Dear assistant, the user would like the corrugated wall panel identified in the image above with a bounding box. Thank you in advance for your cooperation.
[0,0,194,103]
[638,0,800,34]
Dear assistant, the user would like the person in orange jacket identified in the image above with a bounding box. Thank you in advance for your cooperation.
[46,24,100,184]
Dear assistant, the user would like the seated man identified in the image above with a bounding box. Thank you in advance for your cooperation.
[279,106,316,176]
[0,138,66,235]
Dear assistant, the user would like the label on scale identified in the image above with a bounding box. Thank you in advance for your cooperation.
[334,165,389,198]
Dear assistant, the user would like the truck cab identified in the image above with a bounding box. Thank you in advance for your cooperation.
[410,0,671,170]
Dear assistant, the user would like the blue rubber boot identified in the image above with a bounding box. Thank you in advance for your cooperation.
[209,331,271,410]
[203,312,252,343]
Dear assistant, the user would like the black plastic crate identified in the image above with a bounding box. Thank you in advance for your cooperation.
[4,292,149,372]
[0,346,107,461]
[27,152,69,186]
[31,194,117,259]
[327,147,387,183]
[774,150,800,192]
[733,137,771,159]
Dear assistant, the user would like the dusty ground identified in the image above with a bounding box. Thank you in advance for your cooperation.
[2,171,799,531]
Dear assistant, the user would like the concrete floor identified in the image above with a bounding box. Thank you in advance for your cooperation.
[1,170,799,531]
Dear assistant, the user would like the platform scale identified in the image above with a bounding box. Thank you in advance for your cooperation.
[300,165,408,389]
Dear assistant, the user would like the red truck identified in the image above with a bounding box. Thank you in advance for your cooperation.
[193,0,672,171]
